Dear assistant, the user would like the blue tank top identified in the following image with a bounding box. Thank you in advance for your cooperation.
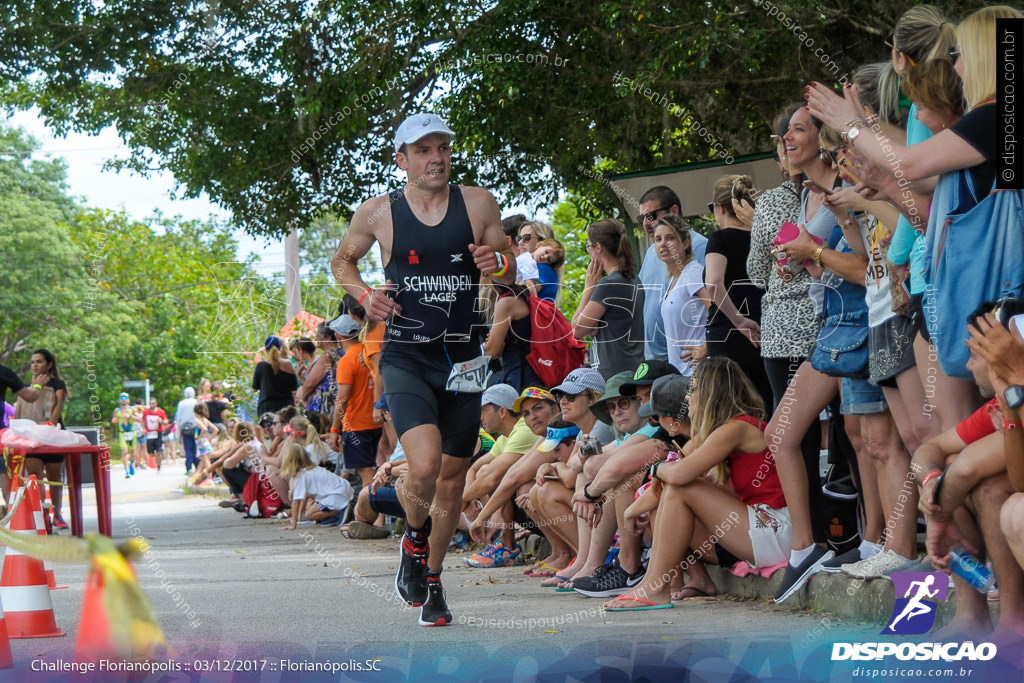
[384,185,481,343]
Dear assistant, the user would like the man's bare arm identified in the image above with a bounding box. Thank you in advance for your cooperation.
[331,198,399,321]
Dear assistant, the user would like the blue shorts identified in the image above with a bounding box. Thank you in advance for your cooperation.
[840,377,887,415]
[368,486,405,518]
[343,429,382,470]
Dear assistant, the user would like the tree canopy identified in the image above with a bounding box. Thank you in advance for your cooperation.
[0,0,983,238]
[0,124,284,426]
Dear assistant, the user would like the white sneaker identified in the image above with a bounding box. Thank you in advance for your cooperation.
[841,549,914,579]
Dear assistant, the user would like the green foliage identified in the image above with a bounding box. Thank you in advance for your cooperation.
[0,123,285,427]
[0,0,986,239]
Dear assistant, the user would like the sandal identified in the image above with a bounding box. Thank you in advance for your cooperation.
[672,585,718,601]
[540,573,573,587]
[344,521,390,540]
[605,595,674,612]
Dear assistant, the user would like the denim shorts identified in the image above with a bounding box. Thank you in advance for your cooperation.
[368,485,406,518]
[840,377,887,415]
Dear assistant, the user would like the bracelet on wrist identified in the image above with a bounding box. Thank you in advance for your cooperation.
[358,288,373,306]
[492,252,509,278]
[1005,418,1023,431]
[31,383,43,390]
[583,483,601,501]
[844,117,867,129]
[920,471,943,489]
[813,245,826,267]
[330,426,341,434]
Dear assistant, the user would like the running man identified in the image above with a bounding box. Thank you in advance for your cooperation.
[111,393,136,478]
[331,112,515,626]
[887,574,940,632]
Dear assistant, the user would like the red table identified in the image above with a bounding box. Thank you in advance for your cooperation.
[8,444,112,537]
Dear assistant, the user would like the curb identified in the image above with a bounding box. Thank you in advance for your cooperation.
[705,565,983,628]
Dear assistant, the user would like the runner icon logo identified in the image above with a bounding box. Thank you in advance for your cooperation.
[881,571,950,635]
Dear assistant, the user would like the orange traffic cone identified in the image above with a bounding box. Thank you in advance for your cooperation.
[0,488,63,638]
[74,568,113,661]
[26,478,67,590]
[0,594,12,669]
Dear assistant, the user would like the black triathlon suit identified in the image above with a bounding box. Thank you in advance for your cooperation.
[379,184,484,458]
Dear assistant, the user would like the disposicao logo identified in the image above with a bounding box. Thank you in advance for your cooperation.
[882,571,948,635]
[831,571,996,662]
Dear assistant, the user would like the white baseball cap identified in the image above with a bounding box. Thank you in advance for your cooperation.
[328,314,361,339]
[481,384,519,411]
[393,113,455,152]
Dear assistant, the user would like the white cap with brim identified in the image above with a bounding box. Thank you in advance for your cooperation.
[328,314,361,338]
[481,383,520,410]
[394,113,455,152]
[537,425,581,453]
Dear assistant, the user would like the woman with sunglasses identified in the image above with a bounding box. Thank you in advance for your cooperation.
[517,221,558,301]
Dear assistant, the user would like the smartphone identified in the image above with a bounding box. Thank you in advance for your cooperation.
[802,179,834,196]
[543,474,560,481]
[837,156,862,184]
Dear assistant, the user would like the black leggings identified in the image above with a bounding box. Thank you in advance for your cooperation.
[221,465,251,497]
[763,356,828,545]
[706,331,774,411]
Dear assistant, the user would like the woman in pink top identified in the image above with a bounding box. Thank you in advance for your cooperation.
[604,356,791,611]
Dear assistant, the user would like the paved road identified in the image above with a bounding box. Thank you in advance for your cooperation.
[4,468,885,682]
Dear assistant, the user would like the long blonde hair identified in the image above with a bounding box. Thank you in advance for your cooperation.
[280,443,315,480]
[958,6,1023,110]
[289,416,326,464]
[689,357,765,485]
[264,341,286,375]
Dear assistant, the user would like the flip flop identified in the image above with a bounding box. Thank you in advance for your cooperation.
[540,573,573,587]
[528,562,565,578]
[672,585,718,601]
[554,580,575,592]
[605,595,674,612]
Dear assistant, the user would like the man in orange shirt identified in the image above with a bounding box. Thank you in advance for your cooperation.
[329,314,382,487]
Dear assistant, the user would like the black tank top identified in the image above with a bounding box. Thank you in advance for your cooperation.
[384,184,481,343]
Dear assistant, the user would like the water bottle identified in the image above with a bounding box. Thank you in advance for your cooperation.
[949,545,996,592]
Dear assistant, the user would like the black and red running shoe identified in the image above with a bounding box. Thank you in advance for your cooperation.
[418,572,452,627]
[395,518,431,607]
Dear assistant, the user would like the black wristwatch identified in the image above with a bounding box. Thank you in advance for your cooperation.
[1006,385,1024,410]
[583,483,602,501]
[649,462,661,481]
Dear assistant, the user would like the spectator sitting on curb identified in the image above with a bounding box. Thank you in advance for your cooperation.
[462,384,543,550]
[606,357,789,612]
[525,416,582,579]
[465,387,558,568]
[912,303,1024,643]
[570,361,679,598]
[563,370,659,596]
[533,367,613,584]
[972,313,1024,595]
[346,437,409,540]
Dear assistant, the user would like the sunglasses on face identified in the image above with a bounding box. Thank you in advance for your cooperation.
[948,46,960,62]
[638,206,671,224]
[515,234,536,243]
[706,202,717,214]
[608,397,639,412]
